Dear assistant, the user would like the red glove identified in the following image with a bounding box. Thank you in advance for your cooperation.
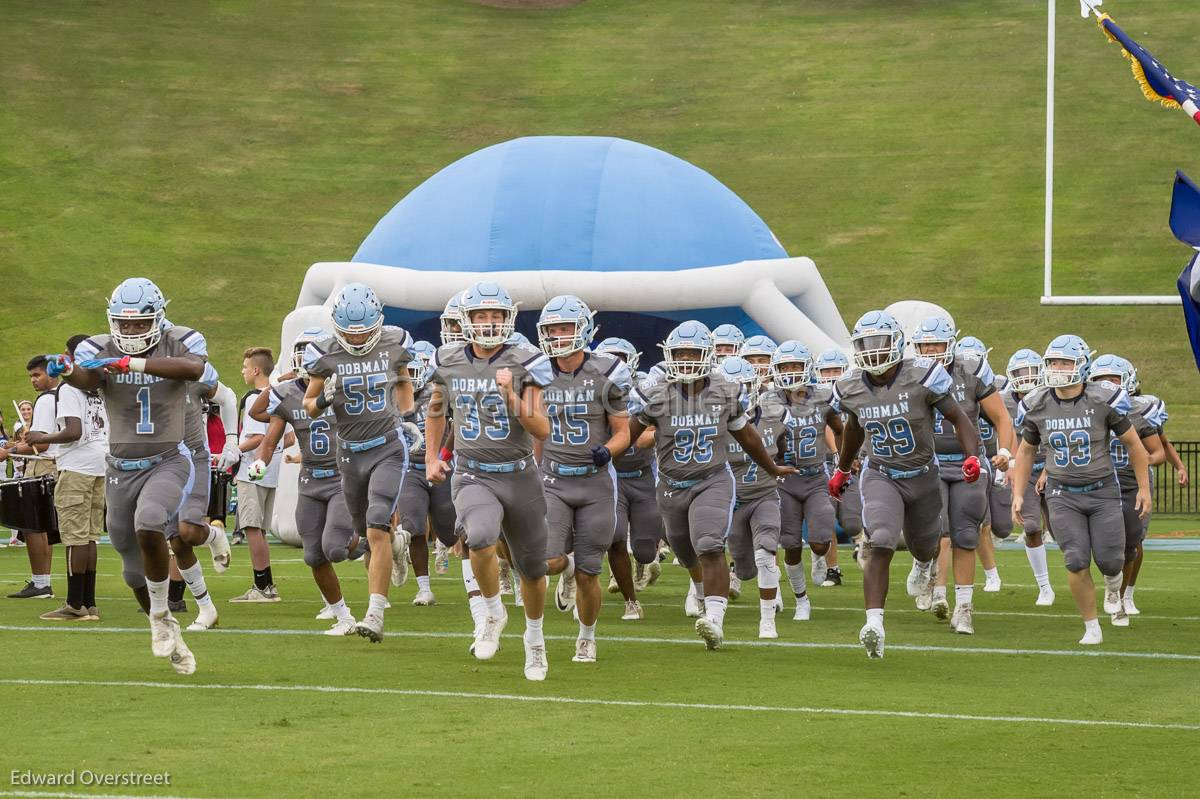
[827,468,852,499]
[962,455,981,483]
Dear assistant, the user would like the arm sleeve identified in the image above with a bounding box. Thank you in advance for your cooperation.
[212,382,239,436]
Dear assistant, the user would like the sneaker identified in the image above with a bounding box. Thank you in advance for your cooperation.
[1110,606,1130,628]
[209,527,231,574]
[607,574,621,594]
[572,638,597,663]
[412,589,436,606]
[792,595,811,622]
[1102,589,1121,615]
[859,621,885,659]
[229,586,279,603]
[149,611,180,658]
[952,603,974,635]
[354,610,385,643]
[474,610,508,660]
[263,584,281,600]
[390,530,410,587]
[169,635,197,675]
[931,595,950,621]
[1079,625,1103,645]
[230,530,246,546]
[7,535,24,547]
[695,616,723,650]
[316,604,335,620]
[7,581,53,599]
[646,560,662,586]
[554,571,576,612]
[728,569,741,601]
[983,573,1002,593]
[811,554,827,586]
[86,606,100,621]
[186,602,219,631]
[906,561,931,597]
[822,567,843,587]
[621,600,643,620]
[325,617,356,636]
[633,563,650,592]
[433,542,450,575]
[498,561,514,596]
[758,616,778,639]
[524,639,549,681]
[168,599,188,614]
[683,588,703,618]
[39,604,91,621]
[1036,586,1056,607]
[1123,595,1140,616]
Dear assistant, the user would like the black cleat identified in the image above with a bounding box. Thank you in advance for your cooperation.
[168,599,188,613]
[7,581,53,599]
[822,567,843,587]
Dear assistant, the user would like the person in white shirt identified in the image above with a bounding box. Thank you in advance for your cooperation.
[25,336,109,620]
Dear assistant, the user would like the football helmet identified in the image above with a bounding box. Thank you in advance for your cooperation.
[909,316,957,367]
[440,291,466,345]
[717,355,761,410]
[955,335,991,360]
[291,326,328,377]
[537,295,596,357]
[595,337,640,373]
[1005,349,1044,393]
[408,339,437,366]
[851,310,904,375]
[1089,353,1133,393]
[813,348,850,384]
[771,340,813,390]
[1042,334,1092,388]
[107,277,168,355]
[460,282,517,348]
[660,320,713,382]
[739,335,777,381]
[712,324,745,361]
[331,282,384,356]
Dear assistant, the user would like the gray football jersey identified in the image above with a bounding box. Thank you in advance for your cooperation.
[776,384,834,468]
[182,362,219,454]
[613,370,656,472]
[1003,387,1044,467]
[1017,383,1131,485]
[931,355,996,455]
[632,374,748,482]
[74,325,207,459]
[979,374,1007,457]
[728,392,792,500]
[541,353,632,466]
[267,378,337,471]
[1111,395,1164,491]
[831,358,955,471]
[429,341,554,463]
[304,326,413,443]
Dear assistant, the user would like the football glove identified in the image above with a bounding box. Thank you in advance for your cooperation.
[316,373,337,409]
[216,437,241,471]
[45,353,73,378]
[962,455,981,483]
[827,468,852,499]
[400,421,424,455]
[590,445,613,468]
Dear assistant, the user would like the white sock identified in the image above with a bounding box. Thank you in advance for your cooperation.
[1025,544,1050,588]
[462,559,479,591]
[1123,585,1136,601]
[32,573,50,589]
[179,562,210,603]
[784,562,807,597]
[865,607,884,626]
[704,596,728,626]
[932,585,947,601]
[204,526,223,547]
[147,578,169,614]
[690,579,705,600]
[759,599,776,621]
[578,622,595,641]
[1084,617,1101,634]
[328,598,353,622]
[525,615,544,646]
[416,575,430,592]
[484,592,504,618]
[955,585,973,607]
[368,593,387,615]
[468,595,487,627]
[984,567,999,582]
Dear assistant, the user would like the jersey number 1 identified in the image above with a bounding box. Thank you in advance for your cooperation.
[136,386,154,435]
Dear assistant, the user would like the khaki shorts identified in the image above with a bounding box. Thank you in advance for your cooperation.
[235,480,276,532]
[54,470,105,546]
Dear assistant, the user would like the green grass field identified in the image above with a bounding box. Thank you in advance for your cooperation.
[3,0,1199,434]
[1,541,1198,797]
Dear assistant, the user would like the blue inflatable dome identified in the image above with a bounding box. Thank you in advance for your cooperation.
[353,136,787,272]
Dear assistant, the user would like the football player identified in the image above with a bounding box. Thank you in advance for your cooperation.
[956,335,1006,592]
[1010,336,1150,645]
[739,335,777,385]
[829,310,982,658]
[711,324,745,364]
[302,283,415,643]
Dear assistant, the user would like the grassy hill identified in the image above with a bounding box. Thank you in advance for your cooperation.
[3,0,1198,434]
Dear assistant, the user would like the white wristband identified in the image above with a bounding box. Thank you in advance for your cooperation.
[128,357,147,373]
[996,447,1012,460]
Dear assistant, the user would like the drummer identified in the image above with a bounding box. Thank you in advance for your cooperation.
[1,356,60,600]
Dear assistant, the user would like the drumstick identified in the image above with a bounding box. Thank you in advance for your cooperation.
[7,453,53,461]
[11,400,22,430]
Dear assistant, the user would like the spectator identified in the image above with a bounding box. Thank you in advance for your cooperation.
[1,357,60,598]
[25,335,108,620]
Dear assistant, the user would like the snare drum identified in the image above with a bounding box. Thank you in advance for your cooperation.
[207,469,231,522]
[0,476,60,544]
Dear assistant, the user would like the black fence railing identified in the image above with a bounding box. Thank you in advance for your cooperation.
[1153,440,1200,515]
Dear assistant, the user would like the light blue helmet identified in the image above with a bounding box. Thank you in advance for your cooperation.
[107,277,168,354]
[716,355,760,409]
[460,282,516,348]
[1089,353,1134,394]
[506,331,532,347]
[408,340,437,365]
[712,324,745,360]
[406,356,433,392]
[291,326,329,376]
[1005,348,1044,393]
[660,320,713,382]
[909,316,957,366]
[1042,334,1092,387]
[956,335,991,360]
[537,294,596,357]
[739,335,777,380]
[851,310,904,375]
[440,291,466,345]
[331,283,384,356]
[771,340,813,390]
[813,348,850,384]
[595,337,640,373]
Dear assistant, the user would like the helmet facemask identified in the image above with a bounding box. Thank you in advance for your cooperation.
[852,330,902,375]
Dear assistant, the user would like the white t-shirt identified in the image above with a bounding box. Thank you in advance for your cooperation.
[55,384,109,477]
[30,392,60,460]
[236,393,284,488]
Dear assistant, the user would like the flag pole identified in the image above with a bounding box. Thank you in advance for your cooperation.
[1044,0,1056,300]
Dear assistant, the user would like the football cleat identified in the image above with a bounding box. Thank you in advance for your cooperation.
[822,567,843,587]
[646,560,662,586]
[169,637,197,676]
[572,638,597,663]
[474,611,508,660]
[1036,586,1057,607]
[354,611,385,643]
[316,603,335,620]
[607,574,621,594]
[209,529,231,574]
[1123,595,1140,616]
[695,617,723,650]
[792,595,812,622]
[433,542,450,575]
[498,561,514,596]
[633,563,650,591]
[683,588,703,618]
[931,595,950,621]
[390,529,411,587]
[983,573,1002,593]
[728,569,742,600]
[859,621,885,659]
[524,640,549,681]
[1110,607,1130,628]
[1079,625,1103,646]
[412,589,436,606]
[186,603,219,632]
[229,586,279,603]
[325,617,356,636]
[1102,588,1121,615]
[758,617,779,639]
[906,560,932,597]
[951,603,974,635]
[149,611,179,658]
[621,600,644,620]
[554,571,576,612]
[811,554,827,587]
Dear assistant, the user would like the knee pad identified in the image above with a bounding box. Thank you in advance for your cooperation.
[304,548,329,568]
[516,551,548,581]
[122,568,146,590]
[631,538,658,566]
[323,543,349,564]
[134,504,170,535]
[753,548,780,590]
[1063,552,1090,573]
[1095,556,1124,578]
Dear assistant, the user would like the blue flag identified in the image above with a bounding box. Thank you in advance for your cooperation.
[1170,171,1200,370]
[1098,13,1200,126]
